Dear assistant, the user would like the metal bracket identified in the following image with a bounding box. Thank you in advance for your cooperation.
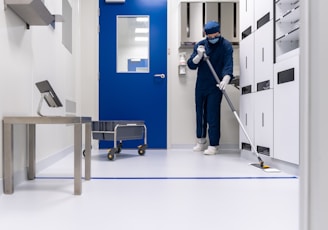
[54,14,64,22]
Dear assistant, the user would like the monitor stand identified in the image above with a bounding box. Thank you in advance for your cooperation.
[37,93,58,116]
[37,93,47,116]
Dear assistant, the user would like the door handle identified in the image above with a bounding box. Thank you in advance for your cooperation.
[154,74,165,79]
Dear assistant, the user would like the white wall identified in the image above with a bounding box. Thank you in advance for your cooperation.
[168,0,240,148]
[79,0,99,125]
[0,0,239,191]
[0,0,99,189]
[300,0,328,229]
[3,0,328,228]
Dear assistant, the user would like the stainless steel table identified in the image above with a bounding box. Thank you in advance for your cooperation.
[2,116,92,195]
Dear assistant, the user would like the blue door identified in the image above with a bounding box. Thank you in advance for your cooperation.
[99,0,167,149]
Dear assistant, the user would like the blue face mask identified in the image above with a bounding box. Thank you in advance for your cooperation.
[208,36,219,44]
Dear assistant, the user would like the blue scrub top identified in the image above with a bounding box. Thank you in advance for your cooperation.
[187,36,234,92]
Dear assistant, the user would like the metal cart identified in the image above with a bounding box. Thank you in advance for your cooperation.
[90,120,147,160]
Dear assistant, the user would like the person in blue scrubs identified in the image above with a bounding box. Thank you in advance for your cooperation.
[187,21,234,155]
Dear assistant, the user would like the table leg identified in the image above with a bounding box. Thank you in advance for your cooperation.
[74,123,82,195]
[3,123,14,194]
[84,122,91,180]
[27,124,36,180]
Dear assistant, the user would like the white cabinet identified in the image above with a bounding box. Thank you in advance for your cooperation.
[275,0,300,59]
[254,20,274,89]
[239,93,255,152]
[239,90,273,158]
[273,51,299,164]
[254,89,273,157]
[239,33,255,91]
[240,0,254,37]
[273,0,300,165]
[239,0,300,166]
[239,0,273,159]
[254,0,274,28]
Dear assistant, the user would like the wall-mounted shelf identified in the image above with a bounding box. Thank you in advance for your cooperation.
[4,0,56,29]
[179,42,196,49]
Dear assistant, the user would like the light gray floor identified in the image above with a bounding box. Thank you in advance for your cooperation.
[0,149,299,230]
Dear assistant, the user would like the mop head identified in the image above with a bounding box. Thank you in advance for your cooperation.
[250,163,270,169]
[250,163,281,173]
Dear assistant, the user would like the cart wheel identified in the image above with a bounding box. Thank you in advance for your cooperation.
[138,149,145,155]
[107,152,116,161]
[107,148,117,161]
[138,144,147,156]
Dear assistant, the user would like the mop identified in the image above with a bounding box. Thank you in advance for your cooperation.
[203,53,276,171]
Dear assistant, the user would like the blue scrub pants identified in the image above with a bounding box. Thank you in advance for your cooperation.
[195,88,223,146]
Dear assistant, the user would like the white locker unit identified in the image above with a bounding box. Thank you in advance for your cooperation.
[239,92,255,153]
[254,89,273,157]
[239,0,274,161]
[240,0,255,37]
[239,33,255,90]
[239,0,300,166]
[275,0,300,59]
[273,0,300,165]
[254,20,274,89]
[239,0,273,158]
[273,50,299,164]
[254,0,274,28]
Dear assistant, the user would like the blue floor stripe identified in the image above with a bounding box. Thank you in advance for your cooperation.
[35,176,298,180]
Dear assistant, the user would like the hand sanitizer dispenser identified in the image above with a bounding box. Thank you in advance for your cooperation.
[179,52,187,75]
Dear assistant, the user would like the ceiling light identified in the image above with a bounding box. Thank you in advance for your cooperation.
[135,28,149,33]
[136,17,149,22]
[135,37,148,41]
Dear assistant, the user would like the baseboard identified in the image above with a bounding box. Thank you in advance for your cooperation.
[170,144,194,149]
[36,146,74,174]
[170,144,239,150]
[218,144,240,151]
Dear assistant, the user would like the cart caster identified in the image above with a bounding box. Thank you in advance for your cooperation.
[82,145,92,157]
[116,142,123,154]
[138,144,147,156]
[107,148,117,161]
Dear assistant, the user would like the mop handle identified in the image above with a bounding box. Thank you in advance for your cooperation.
[203,53,262,160]
[203,54,236,113]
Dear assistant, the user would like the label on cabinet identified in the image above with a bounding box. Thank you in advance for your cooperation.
[278,68,294,84]
[242,26,252,39]
[242,85,252,94]
[257,12,270,29]
[257,80,270,91]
